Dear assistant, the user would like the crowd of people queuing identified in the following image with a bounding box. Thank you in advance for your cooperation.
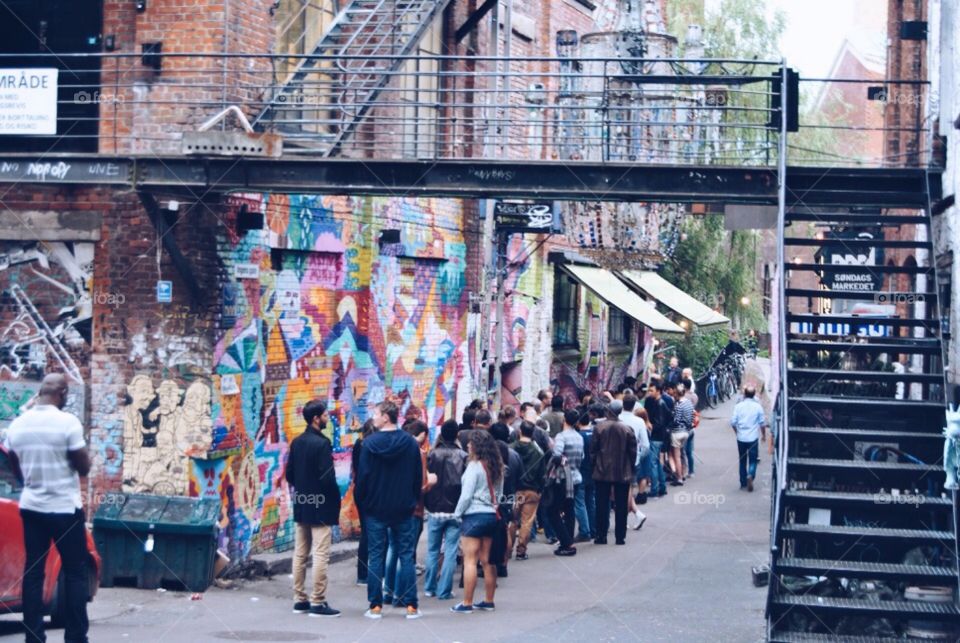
[282,353,721,620]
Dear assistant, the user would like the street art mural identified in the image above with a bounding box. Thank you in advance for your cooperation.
[121,376,214,496]
[500,239,642,404]
[0,241,93,428]
[207,193,468,557]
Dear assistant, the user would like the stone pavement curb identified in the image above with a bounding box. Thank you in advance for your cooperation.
[229,540,358,579]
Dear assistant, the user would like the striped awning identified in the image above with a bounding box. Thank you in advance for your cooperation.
[562,264,685,334]
[621,270,730,330]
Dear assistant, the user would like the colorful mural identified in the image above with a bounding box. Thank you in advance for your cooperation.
[208,193,469,557]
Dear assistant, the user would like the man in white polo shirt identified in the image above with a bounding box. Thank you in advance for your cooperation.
[5,373,91,643]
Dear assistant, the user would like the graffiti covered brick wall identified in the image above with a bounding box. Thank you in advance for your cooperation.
[210,193,469,557]
[0,241,93,428]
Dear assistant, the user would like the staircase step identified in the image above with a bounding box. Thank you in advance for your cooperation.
[786,263,933,274]
[781,523,954,542]
[785,288,937,301]
[787,340,943,355]
[786,212,930,225]
[789,368,943,383]
[770,633,932,643]
[788,426,946,440]
[789,395,944,409]
[784,238,931,249]
[787,457,942,472]
[786,313,937,330]
[784,488,953,508]
[772,594,960,618]
[776,557,957,582]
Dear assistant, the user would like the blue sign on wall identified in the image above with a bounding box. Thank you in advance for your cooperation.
[156,280,172,303]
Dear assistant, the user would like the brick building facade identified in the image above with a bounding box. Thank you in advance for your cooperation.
[0,0,679,558]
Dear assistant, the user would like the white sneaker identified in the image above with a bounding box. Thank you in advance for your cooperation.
[633,510,647,530]
[364,607,383,620]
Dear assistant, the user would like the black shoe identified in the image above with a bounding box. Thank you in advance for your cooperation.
[636,493,648,505]
[497,564,508,578]
[515,552,529,560]
[658,490,667,497]
[593,538,607,545]
[574,535,592,543]
[747,477,754,492]
[293,601,310,613]
[615,539,626,545]
[554,546,577,556]
[309,602,341,618]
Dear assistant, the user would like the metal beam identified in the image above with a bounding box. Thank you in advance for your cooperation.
[0,155,940,207]
[137,191,204,309]
[456,0,498,42]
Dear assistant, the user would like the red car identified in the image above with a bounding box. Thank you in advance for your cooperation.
[0,446,101,626]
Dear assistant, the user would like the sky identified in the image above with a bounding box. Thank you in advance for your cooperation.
[706,0,888,79]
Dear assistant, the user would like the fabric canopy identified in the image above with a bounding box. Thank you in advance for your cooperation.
[621,270,730,330]
[562,264,685,334]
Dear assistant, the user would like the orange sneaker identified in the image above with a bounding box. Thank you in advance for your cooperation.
[364,605,382,620]
[406,606,422,619]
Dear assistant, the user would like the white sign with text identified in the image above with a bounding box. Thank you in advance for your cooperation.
[0,69,58,135]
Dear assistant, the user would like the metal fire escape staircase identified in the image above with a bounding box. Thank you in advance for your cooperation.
[766,176,960,639]
[256,0,452,155]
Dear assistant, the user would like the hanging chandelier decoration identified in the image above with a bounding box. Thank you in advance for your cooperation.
[564,201,685,272]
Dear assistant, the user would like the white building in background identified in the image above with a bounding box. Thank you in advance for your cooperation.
[929,0,960,399]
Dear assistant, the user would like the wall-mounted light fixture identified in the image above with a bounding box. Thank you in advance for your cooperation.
[135,0,147,12]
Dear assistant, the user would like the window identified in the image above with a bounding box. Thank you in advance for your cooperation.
[608,306,631,346]
[553,271,579,348]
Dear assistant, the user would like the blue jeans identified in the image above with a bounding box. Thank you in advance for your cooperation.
[737,439,759,487]
[649,441,666,496]
[573,482,591,539]
[684,431,695,475]
[424,515,460,599]
[582,480,596,538]
[366,515,418,609]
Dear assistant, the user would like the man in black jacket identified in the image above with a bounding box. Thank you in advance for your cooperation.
[423,420,467,600]
[285,400,342,618]
[355,400,424,620]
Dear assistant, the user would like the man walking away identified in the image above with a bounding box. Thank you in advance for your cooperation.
[590,403,637,545]
[574,413,594,541]
[285,400,343,618]
[511,421,546,560]
[541,394,565,438]
[4,374,91,643]
[424,420,466,600]
[356,401,424,620]
[730,387,767,492]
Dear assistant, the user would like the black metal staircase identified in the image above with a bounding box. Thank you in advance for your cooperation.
[256,0,452,155]
[767,195,960,641]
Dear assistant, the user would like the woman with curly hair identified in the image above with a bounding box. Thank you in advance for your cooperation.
[450,430,503,614]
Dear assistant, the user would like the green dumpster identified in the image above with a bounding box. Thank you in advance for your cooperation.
[93,493,221,592]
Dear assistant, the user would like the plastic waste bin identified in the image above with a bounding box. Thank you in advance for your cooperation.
[93,493,221,592]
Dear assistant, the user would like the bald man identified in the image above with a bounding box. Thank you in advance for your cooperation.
[5,373,91,643]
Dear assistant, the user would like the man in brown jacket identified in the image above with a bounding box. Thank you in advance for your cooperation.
[589,403,638,545]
